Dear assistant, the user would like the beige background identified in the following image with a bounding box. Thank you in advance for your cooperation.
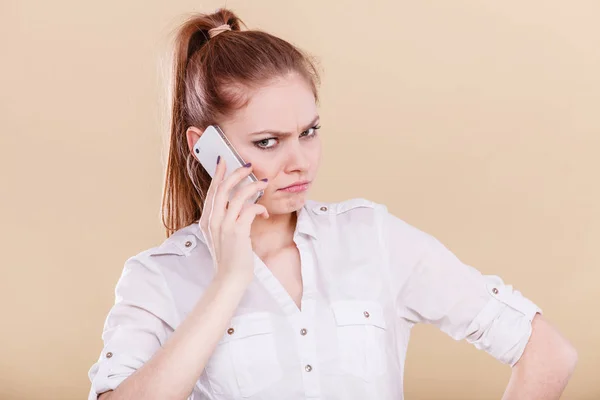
[1,0,598,399]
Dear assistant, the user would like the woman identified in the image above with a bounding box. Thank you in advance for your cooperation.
[88,8,577,400]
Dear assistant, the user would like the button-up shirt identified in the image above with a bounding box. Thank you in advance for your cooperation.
[87,198,542,400]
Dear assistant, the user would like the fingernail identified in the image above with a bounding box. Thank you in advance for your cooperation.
[244,162,252,168]
[216,155,221,165]
[261,178,268,182]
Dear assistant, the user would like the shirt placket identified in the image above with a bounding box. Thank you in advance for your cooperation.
[251,214,323,398]
[292,237,321,399]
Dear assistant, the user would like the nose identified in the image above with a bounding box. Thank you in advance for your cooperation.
[283,141,310,173]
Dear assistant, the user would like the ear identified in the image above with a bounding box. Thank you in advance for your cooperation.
[186,126,203,154]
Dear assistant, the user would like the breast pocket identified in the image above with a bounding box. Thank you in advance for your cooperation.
[331,300,389,382]
[205,312,283,398]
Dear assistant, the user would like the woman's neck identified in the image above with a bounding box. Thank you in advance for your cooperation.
[250,211,297,257]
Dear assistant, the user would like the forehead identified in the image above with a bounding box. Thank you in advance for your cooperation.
[223,74,318,135]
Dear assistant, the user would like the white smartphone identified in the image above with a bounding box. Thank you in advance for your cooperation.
[192,125,263,204]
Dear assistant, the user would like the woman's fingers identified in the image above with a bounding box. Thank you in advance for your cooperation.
[236,203,270,236]
[209,160,258,242]
[200,157,269,264]
[200,156,226,248]
[222,179,269,229]
[216,162,256,199]
[211,162,255,221]
[202,156,225,216]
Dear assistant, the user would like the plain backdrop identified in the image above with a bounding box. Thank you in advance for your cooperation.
[1,0,598,399]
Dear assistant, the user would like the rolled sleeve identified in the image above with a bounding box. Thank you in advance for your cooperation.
[87,256,178,399]
[466,275,542,366]
[380,208,542,367]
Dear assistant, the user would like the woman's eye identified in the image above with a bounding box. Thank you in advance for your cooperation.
[256,138,277,149]
[254,125,320,150]
[302,125,320,137]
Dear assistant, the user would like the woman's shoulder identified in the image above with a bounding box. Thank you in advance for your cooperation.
[308,196,430,241]
[112,222,207,300]
[304,197,387,216]
[127,221,205,265]
[100,225,202,332]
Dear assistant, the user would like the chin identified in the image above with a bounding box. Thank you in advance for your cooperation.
[260,193,308,215]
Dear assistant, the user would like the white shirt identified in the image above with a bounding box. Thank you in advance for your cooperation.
[87,198,542,400]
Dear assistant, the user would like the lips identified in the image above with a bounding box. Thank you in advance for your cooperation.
[281,180,310,190]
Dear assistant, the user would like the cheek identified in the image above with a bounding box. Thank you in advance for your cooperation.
[310,142,322,168]
[251,158,283,180]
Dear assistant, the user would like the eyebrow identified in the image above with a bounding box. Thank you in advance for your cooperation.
[247,115,320,137]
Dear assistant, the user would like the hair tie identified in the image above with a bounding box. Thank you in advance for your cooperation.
[208,24,232,38]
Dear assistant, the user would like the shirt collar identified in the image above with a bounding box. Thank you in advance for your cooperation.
[190,200,321,245]
[294,200,319,241]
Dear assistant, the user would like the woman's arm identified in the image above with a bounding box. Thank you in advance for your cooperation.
[501,313,578,400]
[92,155,269,400]
[97,272,250,400]
[378,206,578,397]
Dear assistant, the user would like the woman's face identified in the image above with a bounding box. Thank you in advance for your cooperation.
[191,72,322,215]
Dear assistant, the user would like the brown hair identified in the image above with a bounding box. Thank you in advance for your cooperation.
[160,8,321,237]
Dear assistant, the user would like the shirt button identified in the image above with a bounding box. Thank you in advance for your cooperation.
[106,352,113,358]
[227,328,235,335]
[300,328,307,336]
[363,311,370,318]
[305,364,313,372]
[185,240,192,247]
[492,288,499,294]
[320,206,327,211]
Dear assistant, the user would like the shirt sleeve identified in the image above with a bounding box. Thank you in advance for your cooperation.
[87,255,179,400]
[379,206,542,367]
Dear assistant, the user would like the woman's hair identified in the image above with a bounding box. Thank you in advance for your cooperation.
[161,8,321,237]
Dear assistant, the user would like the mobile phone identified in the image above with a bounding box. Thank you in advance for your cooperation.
[192,125,263,204]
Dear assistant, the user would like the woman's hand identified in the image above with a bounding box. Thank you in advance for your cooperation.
[199,158,269,284]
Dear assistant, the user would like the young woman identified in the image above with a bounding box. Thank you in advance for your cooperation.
[88,8,577,400]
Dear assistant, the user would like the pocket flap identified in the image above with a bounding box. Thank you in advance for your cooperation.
[331,300,387,329]
[218,312,275,344]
